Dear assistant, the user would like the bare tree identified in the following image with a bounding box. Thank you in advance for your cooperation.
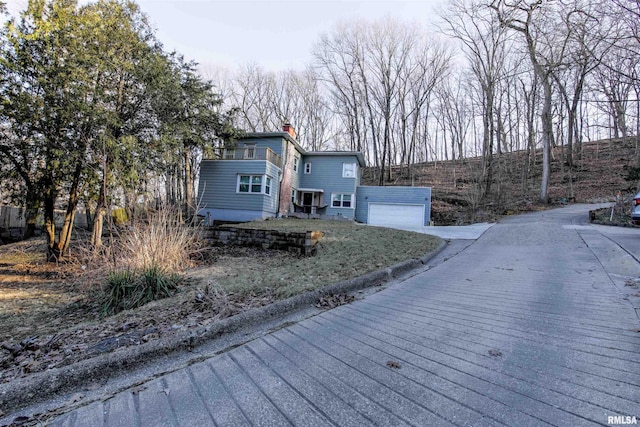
[229,63,277,132]
[313,22,369,154]
[442,0,512,199]
[314,18,450,183]
[608,0,640,155]
[395,36,451,178]
[551,1,612,167]
[489,0,572,203]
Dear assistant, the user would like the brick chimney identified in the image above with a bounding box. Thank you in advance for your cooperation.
[283,123,296,139]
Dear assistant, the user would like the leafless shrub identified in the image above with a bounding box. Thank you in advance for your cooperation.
[193,282,234,319]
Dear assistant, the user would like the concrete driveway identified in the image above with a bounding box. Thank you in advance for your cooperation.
[26,205,640,425]
[372,222,495,240]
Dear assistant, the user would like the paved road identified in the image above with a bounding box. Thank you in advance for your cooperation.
[49,205,640,426]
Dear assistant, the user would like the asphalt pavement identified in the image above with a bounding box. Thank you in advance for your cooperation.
[7,204,640,426]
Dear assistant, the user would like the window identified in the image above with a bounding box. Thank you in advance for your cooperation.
[342,163,356,178]
[224,148,235,160]
[332,193,353,208]
[237,175,272,195]
[293,157,299,172]
[251,176,262,192]
[265,176,271,195]
[244,144,256,159]
[304,162,312,174]
[238,175,251,193]
[291,189,297,204]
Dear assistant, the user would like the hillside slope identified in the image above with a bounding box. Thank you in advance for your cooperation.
[362,138,639,225]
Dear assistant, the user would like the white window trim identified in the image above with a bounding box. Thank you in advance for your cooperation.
[304,162,312,174]
[236,174,273,196]
[293,157,299,172]
[331,193,355,209]
[342,162,356,178]
[243,143,256,159]
[265,176,272,195]
[224,148,235,159]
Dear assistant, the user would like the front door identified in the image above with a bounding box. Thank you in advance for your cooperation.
[302,193,313,206]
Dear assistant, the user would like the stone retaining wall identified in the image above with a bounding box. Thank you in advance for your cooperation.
[207,226,323,256]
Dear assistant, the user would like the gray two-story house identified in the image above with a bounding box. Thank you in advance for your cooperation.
[197,125,432,228]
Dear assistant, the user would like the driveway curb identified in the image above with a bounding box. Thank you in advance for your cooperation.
[0,239,447,414]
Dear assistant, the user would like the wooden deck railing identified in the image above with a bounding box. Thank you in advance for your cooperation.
[207,147,282,168]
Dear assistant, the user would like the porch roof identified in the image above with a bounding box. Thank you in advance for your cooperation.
[297,188,324,193]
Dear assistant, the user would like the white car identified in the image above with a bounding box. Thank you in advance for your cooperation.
[632,192,640,225]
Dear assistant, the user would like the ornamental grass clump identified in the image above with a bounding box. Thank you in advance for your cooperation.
[102,266,180,315]
[118,206,201,273]
[97,205,202,315]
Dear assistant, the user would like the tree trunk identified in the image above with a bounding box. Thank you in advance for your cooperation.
[540,75,553,204]
[44,187,58,262]
[85,202,94,231]
[54,201,77,261]
[50,164,83,261]
[91,154,109,249]
[22,188,40,240]
[482,91,494,199]
[91,205,106,249]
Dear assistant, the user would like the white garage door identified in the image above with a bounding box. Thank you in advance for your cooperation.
[368,203,425,228]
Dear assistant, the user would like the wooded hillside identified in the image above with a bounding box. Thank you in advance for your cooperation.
[362,137,638,224]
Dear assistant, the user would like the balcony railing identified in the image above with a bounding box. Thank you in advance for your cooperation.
[207,147,282,168]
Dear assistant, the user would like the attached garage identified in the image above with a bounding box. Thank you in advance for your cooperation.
[355,186,431,227]
[368,203,425,228]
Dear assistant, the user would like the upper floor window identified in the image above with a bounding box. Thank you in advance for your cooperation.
[293,157,299,172]
[224,148,235,160]
[244,144,256,159]
[304,163,312,174]
[342,163,356,178]
[237,174,272,195]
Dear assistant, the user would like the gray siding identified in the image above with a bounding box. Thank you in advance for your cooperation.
[197,134,367,222]
[355,186,431,225]
[300,155,360,218]
[197,160,280,221]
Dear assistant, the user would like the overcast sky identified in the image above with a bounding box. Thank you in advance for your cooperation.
[6,0,443,71]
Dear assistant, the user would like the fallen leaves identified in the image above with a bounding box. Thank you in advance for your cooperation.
[488,349,503,357]
[386,360,401,369]
[316,294,355,310]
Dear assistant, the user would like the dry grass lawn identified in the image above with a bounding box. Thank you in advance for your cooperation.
[222,219,440,298]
